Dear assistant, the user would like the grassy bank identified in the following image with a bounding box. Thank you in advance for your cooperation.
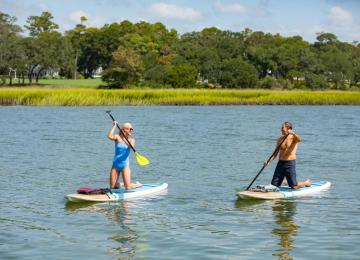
[0,88,360,106]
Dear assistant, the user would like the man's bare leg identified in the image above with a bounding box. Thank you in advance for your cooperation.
[293,179,311,189]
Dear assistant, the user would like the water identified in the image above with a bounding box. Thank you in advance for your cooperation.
[0,106,359,259]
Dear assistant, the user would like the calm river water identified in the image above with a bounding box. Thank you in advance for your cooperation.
[0,106,359,259]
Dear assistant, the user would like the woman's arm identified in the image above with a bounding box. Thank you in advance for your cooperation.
[107,122,118,141]
[128,137,136,148]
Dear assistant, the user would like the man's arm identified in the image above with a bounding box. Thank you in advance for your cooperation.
[288,129,301,143]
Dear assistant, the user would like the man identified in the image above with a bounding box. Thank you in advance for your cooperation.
[265,122,311,189]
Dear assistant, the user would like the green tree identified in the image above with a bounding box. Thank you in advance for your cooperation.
[23,31,73,84]
[219,58,258,88]
[176,27,245,85]
[316,32,338,44]
[244,31,278,78]
[0,12,22,35]
[164,64,198,88]
[0,12,24,84]
[274,36,312,79]
[351,44,360,85]
[305,72,328,89]
[24,11,59,36]
[102,46,144,87]
[76,27,106,78]
[313,39,354,88]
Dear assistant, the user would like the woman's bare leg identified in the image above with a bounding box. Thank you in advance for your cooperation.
[109,167,120,189]
[121,166,141,190]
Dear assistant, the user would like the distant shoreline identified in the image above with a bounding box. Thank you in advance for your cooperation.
[1,87,359,106]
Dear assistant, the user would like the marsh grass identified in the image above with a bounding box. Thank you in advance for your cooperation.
[0,88,359,106]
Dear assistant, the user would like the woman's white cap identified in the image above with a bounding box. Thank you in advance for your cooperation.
[122,122,133,130]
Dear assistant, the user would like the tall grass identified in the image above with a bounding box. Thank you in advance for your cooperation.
[0,88,359,106]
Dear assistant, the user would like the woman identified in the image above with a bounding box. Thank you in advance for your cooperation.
[107,121,141,190]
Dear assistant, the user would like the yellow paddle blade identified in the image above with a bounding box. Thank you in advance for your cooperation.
[135,152,150,166]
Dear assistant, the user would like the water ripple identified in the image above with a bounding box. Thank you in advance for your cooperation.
[0,106,359,259]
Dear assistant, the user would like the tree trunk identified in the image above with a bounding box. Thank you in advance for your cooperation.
[74,54,78,79]
[36,67,45,83]
[9,73,12,86]
[28,64,38,86]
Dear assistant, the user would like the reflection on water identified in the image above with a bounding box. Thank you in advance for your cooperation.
[65,201,138,259]
[235,199,298,260]
[271,200,298,260]
[106,202,138,260]
[234,199,269,212]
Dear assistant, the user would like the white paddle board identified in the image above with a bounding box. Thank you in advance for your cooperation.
[67,183,168,202]
[237,181,331,200]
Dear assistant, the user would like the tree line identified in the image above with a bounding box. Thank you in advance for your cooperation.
[1,11,359,89]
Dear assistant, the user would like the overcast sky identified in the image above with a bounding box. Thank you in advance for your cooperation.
[1,0,359,42]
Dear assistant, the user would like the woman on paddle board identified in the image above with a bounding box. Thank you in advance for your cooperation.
[265,122,311,189]
[108,121,141,190]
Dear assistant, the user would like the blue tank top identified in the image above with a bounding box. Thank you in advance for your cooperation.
[112,141,131,170]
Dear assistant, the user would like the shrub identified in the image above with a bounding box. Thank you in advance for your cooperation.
[219,58,259,88]
[0,75,7,85]
[258,76,278,89]
[164,64,198,88]
[305,73,328,89]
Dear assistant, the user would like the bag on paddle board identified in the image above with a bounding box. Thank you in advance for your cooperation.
[77,187,112,195]
[249,184,279,192]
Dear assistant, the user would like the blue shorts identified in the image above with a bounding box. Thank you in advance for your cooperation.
[271,160,298,188]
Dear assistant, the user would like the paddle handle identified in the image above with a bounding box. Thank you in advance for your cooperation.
[106,111,137,153]
[245,134,289,190]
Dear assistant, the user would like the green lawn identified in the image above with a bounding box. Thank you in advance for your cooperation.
[39,78,103,88]
[3,78,103,88]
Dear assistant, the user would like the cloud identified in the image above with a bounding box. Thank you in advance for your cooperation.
[214,1,248,15]
[147,3,202,22]
[328,6,353,26]
[214,0,268,16]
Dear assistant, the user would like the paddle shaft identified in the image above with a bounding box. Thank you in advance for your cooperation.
[107,112,137,153]
[245,134,289,190]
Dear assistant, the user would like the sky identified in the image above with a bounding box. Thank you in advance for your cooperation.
[1,0,360,43]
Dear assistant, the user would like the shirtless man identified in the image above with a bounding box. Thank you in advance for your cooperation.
[265,122,311,189]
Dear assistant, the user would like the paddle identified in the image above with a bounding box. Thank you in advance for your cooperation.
[245,134,289,190]
[106,111,150,166]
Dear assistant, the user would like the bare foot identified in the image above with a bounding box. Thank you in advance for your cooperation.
[131,181,142,189]
[114,182,124,189]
